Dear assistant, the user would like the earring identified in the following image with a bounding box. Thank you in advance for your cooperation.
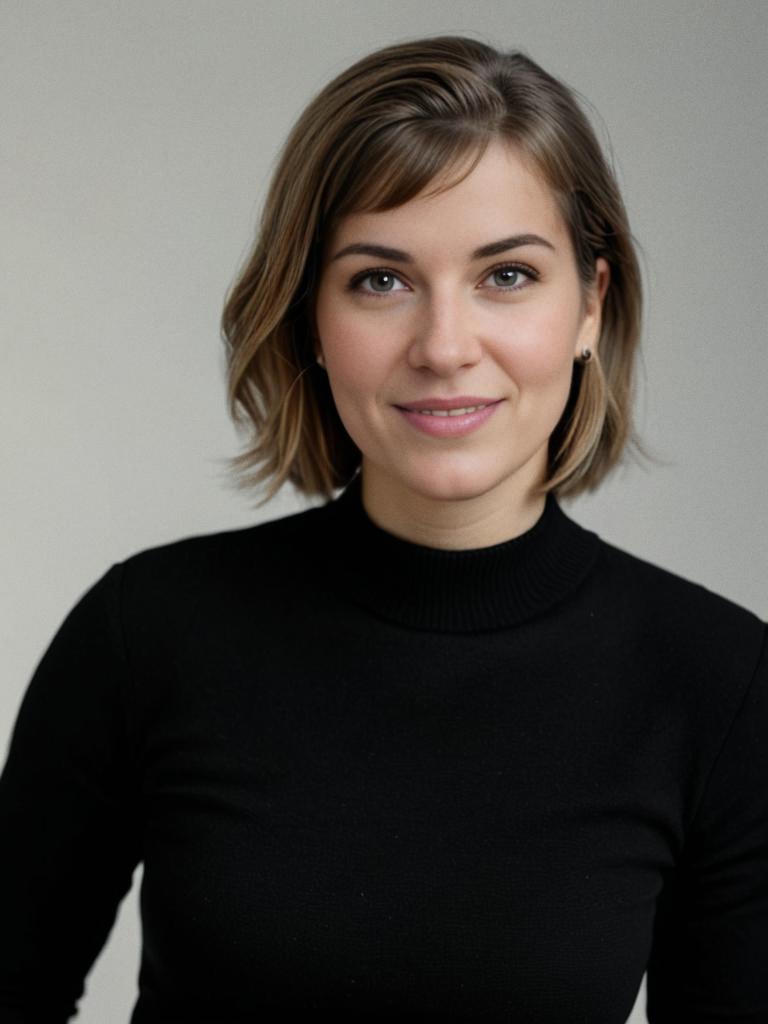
[579,348,593,364]
[316,352,326,369]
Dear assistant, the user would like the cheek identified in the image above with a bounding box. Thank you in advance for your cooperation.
[315,301,391,400]
[499,302,582,387]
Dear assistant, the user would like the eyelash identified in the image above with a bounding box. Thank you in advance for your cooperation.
[347,262,540,298]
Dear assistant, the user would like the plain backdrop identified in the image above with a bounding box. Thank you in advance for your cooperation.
[1,2,766,1021]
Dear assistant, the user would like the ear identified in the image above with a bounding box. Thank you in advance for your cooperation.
[575,257,610,357]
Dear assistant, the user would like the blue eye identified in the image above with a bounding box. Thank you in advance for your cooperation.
[352,270,408,294]
[482,265,536,290]
[348,262,537,297]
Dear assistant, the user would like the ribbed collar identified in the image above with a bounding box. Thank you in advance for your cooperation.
[312,474,600,633]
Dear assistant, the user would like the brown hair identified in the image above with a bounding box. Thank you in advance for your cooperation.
[221,35,643,505]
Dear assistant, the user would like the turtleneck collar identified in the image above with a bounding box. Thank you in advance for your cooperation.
[312,473,600,633]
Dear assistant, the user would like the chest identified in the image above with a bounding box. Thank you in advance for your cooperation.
[132,622,678,1019]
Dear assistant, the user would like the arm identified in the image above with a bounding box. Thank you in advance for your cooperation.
[0,565,141,1022]
[646,625,768,1022]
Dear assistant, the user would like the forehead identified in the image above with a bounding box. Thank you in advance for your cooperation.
[325,140,567,257]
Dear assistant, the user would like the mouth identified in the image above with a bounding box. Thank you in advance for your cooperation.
[400,403,495,417]
[395,396,503,414]
[395,400,503,438]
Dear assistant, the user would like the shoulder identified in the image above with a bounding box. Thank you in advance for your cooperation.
[118,502,323,576]
[590,535,766,684]
[71,503,337,667]
[103,502,328,624]
[595,536,761,623]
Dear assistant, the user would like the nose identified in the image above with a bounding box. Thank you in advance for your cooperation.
[406,292,483,376]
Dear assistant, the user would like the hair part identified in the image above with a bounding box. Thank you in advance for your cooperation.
[221,35,643,506]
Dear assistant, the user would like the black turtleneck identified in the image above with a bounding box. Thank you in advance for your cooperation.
[315,477,601,632]
[1,475,767,1022]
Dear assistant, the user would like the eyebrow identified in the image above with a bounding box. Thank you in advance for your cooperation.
[330,233,556,264]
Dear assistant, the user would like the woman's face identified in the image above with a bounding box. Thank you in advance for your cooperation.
[314,139,608,531]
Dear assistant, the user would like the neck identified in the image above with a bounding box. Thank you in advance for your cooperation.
[311,473,600,632]
[360,461,547,551]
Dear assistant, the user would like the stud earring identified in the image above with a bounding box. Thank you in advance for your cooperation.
[579,348,593,364]
[316,352,326,369]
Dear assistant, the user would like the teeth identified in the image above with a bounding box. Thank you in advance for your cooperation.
[416,405,488,416]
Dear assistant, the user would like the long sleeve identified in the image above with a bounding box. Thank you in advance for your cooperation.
[646,624,768,1022]
[0,565,141,1023]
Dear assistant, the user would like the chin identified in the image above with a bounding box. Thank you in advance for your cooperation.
[399,459,521,504]
[402,440,550,500]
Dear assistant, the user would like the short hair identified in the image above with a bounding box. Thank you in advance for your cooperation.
[221,35,643,505]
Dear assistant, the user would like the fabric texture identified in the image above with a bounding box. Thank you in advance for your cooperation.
[1,474,767,1022]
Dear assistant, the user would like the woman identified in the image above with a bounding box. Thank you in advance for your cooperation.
[1,35,766,1023]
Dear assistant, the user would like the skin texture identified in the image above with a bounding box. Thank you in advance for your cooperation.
[314,140,610,550]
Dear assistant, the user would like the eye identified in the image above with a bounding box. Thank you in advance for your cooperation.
[480,263,538,292]
[349,268,409,296]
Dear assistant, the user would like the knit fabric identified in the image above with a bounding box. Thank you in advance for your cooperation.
[1,475,767,1022]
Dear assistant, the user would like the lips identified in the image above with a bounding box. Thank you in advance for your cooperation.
[395,396,502,412]
[411,404,492,417]
[396,400,502,438]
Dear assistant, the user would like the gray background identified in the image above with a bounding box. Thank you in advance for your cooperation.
[1,2,766,1021]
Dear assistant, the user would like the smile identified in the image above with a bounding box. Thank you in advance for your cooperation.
[415,405,490,416]
[396,401,502,438]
